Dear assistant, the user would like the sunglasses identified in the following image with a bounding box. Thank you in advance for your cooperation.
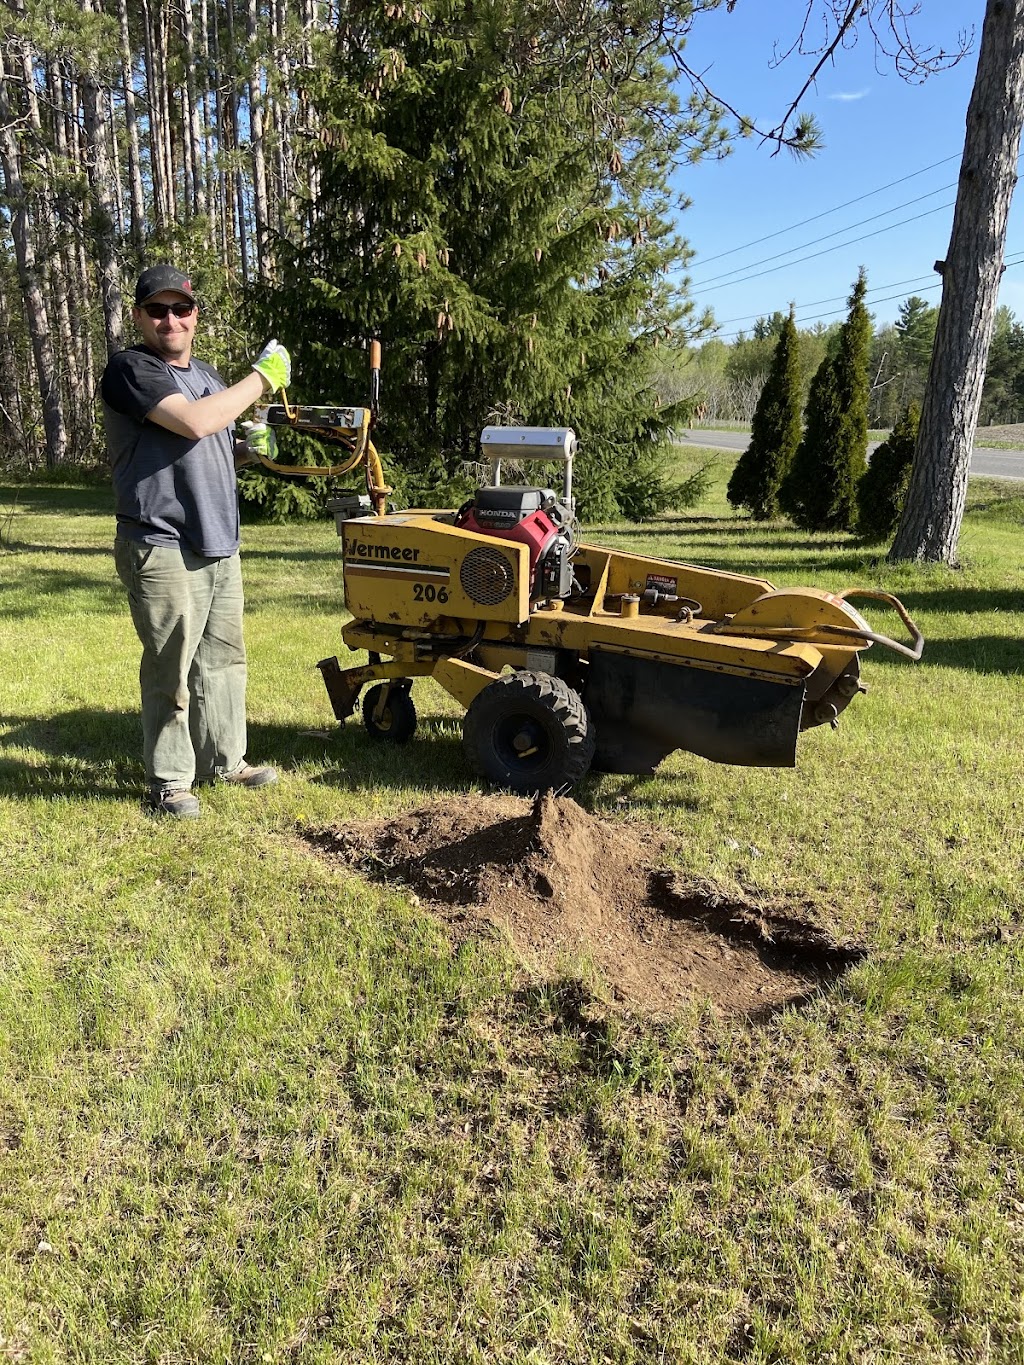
[140,301,196,320]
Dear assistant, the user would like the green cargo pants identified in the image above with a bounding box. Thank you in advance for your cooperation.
[114,537,248,792]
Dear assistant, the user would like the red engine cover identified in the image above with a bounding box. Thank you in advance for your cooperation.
[458,506,558,573]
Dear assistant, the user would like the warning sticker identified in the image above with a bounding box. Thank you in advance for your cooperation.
[646,573,678,594]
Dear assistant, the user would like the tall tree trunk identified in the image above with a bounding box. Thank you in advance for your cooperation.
[0,51,67,468]
[156,0,177,225]
[0,280,25,456]
[79,0,125,360]
[142,0,169,234]
[225,0,250,281]
[271,0,291,235]
[890,0,1024,564]
[247,0,271,277]
[301,0,322,208]
[43,57,90,440]
[212,13,232,267]
[117,0,147,256]
[200,0,217,247]
[67,72,98,448]
[108,93,126,242]
[182,0,207,220]
[12,30,84,458]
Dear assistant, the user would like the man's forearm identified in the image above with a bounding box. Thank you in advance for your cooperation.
[147,369,269,440]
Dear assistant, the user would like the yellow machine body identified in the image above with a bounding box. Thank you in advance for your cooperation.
[256,396,921,786]
[318,509,918,776]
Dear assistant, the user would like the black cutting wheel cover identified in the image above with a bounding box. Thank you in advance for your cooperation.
[462,670,595,793]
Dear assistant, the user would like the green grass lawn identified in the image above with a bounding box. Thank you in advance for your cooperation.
[1,455,1022,1363]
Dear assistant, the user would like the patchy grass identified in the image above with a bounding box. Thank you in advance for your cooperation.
[1,465,1023,1363]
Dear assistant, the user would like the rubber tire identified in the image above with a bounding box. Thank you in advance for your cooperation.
[462,670,596,794]
[362,683,417,743]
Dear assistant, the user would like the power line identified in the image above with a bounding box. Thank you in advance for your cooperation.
[685,152,1024,301]
[690,183,955,289]
[691,153,961,269]
[708,283,939,342]
[707,255,1024,344]
[692,201,956,297]
[712,270,942,328]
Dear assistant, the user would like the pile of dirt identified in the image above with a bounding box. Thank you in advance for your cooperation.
[305,794,864,1018]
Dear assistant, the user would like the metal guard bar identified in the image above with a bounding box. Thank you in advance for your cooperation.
[727,589,924,661]
[831,588,924,661]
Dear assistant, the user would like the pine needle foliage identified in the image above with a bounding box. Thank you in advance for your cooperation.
[727,306,802,519]
[252,0,727,521]
[857,400,920,541]
[780,270,872,532]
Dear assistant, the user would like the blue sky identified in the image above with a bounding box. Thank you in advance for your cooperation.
[671,1,1022,339]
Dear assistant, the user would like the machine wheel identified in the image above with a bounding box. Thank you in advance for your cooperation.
[362,683,417,743]
[462,670,596,794]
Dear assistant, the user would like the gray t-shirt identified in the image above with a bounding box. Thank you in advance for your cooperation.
[102,345,240,557]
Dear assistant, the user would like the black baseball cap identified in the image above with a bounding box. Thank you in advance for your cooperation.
[134,265,197,307]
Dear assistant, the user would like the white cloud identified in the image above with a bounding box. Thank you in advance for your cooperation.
[829,89,871,102]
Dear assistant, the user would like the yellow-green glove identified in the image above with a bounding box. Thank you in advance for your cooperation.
[241,421,278,463]
[251,339,291,393]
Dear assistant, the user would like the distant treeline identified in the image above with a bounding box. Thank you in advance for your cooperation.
[660,298,1024,432]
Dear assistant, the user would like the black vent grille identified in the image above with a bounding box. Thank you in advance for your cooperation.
[460,546,516,606]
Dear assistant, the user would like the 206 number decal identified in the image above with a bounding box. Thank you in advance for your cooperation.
[413,583,449,603]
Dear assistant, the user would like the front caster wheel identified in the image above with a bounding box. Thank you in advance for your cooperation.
[462,670,595,794]
[362,683,417,743]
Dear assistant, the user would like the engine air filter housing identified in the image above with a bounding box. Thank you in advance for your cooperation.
[479,427,577,463]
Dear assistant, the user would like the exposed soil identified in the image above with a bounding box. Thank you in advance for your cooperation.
[975,422,1024,445]
[304,794,865,1019]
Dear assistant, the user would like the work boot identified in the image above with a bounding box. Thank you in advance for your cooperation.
[147,786,200,818]
[197,763,278,789]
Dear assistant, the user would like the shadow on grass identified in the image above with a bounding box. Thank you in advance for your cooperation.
[0,709,142,799]
[896,586,1024,616]
[0,483,113,515]
[0,705,711,812]
[912,635,1023,674]
[0,707,476,801]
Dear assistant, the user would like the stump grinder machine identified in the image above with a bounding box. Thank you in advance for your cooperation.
[255,344,923,794]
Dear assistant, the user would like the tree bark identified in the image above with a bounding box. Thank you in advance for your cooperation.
[0,50,67,468]
[43,56,90,438]
[0,274,26,456]
[225,0,250,282]
[65,73,96,420]
[199,0,217,247]
[182,0,207,220]
[889,0,1024,564]
[301,0,322,207]
[141,0,165,233]
[79,0,125,360]
[247,0,272,277]
[117,0,147,255]
[271,0,292,235]
[155,0,177,225]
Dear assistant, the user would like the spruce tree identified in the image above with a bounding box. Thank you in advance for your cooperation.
[857,401,920,541]
[727,306,802,519]
[254,0,726,521]
[780,270,871,532]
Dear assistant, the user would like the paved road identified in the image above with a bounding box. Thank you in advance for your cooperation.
[681,429,1024,481]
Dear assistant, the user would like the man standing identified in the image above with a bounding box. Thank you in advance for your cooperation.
[102,264,291,818]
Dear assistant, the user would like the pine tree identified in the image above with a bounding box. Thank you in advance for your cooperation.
[857,401,920,541]
[890,0,1024,564]
[727,306,802,519]
[780,269,871,531]
[255,0,722,521]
